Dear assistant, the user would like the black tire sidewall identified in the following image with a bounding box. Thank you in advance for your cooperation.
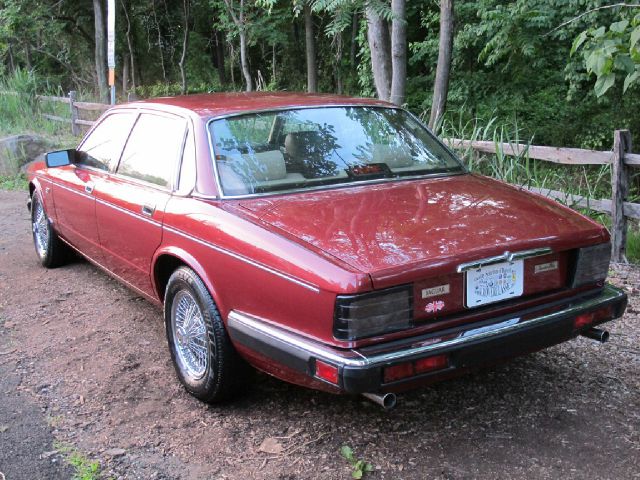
[164,268,223,400]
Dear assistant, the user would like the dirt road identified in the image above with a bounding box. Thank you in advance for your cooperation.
[0,188,639,479]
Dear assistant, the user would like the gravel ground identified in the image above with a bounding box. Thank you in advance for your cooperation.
[0,188,639,480]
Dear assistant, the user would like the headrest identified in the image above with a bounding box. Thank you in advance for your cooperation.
[370,144,414,168]
[284,131,325,159]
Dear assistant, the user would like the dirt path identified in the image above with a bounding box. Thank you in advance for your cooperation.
[0,188,639,480]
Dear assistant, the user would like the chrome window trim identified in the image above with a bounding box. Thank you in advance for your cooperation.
[204,105,467,200]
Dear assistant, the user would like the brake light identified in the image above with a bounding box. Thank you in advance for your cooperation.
[383,362,414,383]
[573,305,614,330]
[315,360,339,384]
[415,354,449,373]
[383,354,450,383]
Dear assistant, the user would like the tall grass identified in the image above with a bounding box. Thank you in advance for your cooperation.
[0,69,76,141]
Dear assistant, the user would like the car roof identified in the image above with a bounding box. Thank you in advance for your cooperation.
[126,92,394,119]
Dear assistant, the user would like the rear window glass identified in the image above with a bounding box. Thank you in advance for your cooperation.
[209,106,463,197]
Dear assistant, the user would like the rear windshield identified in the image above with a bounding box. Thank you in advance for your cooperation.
[208,106,464,196]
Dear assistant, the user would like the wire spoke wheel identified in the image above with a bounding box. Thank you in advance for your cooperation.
[32,198,49,259]
[171,290,210,380]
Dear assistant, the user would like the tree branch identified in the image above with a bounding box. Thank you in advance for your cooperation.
[546,3,640,36]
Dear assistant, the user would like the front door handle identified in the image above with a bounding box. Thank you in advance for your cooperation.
[85,181,95,194]
[141,204,156,216]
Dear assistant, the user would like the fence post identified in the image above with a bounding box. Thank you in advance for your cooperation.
[68,90,79,136]
[611,129,632,263]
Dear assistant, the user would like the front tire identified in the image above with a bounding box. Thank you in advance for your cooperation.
[31,191,69,268]
[164,267,250,403]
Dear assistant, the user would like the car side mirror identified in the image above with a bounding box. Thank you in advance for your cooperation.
[45,149,76,168]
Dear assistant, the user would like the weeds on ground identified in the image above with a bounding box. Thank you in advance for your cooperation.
[340,445,373,479]
[0,174,28,191]
[53,441,102,480]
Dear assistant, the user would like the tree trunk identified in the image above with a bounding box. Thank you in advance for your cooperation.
[152,0,167,81]
[121,0,136,91]
[304,3,317,93]
[429,0,454,129]
[93,0,109,103]
[390,0,407,106]
[350,12,359,67]
[365,6,392,101]
[179,0,190,94]
[239,30,252,91]
[224,0,252,91]
[122,53,129,94]
[214,30,226,85]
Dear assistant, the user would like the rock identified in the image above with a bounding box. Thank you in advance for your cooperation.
[258,437,284,455]
[0,134,54,176]
[104,448,126,457]
[20,154,45,174]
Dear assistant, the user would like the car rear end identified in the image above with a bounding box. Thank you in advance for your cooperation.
[227,239,627,399]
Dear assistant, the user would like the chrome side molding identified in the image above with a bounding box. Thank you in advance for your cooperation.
[456,247,553,273]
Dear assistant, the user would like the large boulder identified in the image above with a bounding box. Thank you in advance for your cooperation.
[0,135,54,176]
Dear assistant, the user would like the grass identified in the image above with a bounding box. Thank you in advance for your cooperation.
[0,69,87,143]
[53,441,102,480]
[626,225,640,263]
[0,174,28,191]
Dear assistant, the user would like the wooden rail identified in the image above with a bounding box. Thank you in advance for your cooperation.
[447,131,639,263]
[0,90,108,134]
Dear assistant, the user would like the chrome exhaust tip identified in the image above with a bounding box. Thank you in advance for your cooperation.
[362,392,397,410]
[580,327,610,343]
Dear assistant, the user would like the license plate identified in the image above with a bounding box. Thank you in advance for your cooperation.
[466,260,524,307]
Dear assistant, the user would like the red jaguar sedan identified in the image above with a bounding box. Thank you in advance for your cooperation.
[27,93,627,409]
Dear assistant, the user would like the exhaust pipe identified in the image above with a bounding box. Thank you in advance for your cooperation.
[362,392,397,410]
[581,327,609,343]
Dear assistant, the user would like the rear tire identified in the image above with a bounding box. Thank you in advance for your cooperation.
[31,191,69,268]
[164,266,251,403]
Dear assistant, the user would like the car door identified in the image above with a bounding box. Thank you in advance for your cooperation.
[95,111,188,296]
[48,112,137,262]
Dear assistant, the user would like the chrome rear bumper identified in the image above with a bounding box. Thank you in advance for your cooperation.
[227,284,627,393]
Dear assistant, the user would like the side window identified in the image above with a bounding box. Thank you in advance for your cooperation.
[177,129,196,194]
[117,113,186,188]
[77,113,136,170]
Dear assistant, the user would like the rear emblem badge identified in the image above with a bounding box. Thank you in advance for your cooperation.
[425,300,445,313]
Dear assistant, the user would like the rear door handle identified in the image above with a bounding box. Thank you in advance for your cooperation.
[141,204,156,216]
[84,181,95,194]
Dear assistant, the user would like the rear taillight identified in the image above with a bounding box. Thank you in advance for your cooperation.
[334,286,413,341]
[383,354,449,383]
[573,305,615,330]
[314,359,339,384]
[571,243,611,288]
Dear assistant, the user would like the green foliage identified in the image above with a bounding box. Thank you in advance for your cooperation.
[0,174,29,191]
[572,11,640,96]
[340,445,373,479]
[628,225,640,263]
[53,441,101,480]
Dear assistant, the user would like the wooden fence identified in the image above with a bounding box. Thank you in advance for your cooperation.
[446,130,638,263]
[5,90,638,262]
[36,90,109,135]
